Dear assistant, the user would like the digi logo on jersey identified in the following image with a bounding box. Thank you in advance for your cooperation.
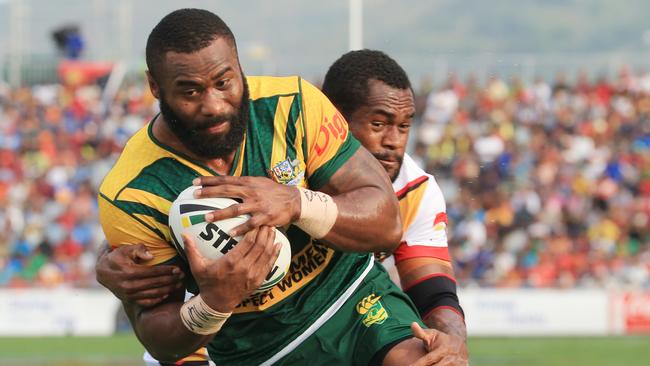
[314,111,348,156]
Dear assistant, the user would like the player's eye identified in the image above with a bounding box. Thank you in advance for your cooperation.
[371,121,384,128]
[216,79,230,89]
[184,89,199,97]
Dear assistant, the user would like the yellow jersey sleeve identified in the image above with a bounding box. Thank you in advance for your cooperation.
[99,193,178,266]
[300,78,361,189]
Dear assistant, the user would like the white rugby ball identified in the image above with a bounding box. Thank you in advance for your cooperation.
[168,186,291,293]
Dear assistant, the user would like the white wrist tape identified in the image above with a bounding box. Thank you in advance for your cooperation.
[180,294,232,335]
[295,187,338,239]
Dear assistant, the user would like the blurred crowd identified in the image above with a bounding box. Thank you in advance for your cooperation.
[0,80,156,287]
[0,69,649,290]
[415,69,650,290]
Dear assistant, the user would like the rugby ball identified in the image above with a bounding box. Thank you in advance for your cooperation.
[168,186,291,293]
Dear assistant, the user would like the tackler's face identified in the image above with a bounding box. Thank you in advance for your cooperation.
[348,79,414,182]
[151,37,249,159]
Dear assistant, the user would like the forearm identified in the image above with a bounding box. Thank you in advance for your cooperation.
[397,259,466,340]
[94,243,110,287]
[124,300,213,361]
[423,307,467,341]
[319,187,401,252]
[317,149,401,252]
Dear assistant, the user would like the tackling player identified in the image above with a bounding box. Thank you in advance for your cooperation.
[322,50,468,364]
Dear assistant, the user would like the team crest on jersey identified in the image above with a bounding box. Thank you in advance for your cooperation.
[269,158,304,186]
[356,294,388,327]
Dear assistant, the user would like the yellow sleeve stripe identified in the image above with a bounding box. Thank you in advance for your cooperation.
[270,95,294,167]
[118,187,172,215]
[98,194,177,266]
[133,213,171,243]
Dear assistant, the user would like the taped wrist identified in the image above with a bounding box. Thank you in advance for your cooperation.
[404,275,464,319]
[179,294,232,335]
[295,187,338,239]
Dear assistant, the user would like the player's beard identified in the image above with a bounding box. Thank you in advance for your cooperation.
[159,78,250,160]
[372,151,403,182]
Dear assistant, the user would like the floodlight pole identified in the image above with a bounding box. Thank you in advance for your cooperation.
[349,0,363,51]
[8,0,26,87]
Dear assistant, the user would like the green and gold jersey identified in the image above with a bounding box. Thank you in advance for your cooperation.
[99,76,372,365]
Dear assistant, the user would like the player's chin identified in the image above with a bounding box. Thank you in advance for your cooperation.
[388,168,399,182]
[379,160,399,180]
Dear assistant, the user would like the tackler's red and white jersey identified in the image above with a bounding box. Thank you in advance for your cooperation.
[391,153,450,264]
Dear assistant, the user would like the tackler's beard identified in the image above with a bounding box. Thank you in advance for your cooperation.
[160,78,250,160]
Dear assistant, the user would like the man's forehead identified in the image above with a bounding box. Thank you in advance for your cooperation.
[160,39,237,77]
[365,80,414,111]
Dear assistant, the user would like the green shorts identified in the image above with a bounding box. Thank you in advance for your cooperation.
[274,262,424,366]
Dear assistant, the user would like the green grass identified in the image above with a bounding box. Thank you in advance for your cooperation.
[0,334,143,366]
[0,334,649,365]
[469,336,650,366]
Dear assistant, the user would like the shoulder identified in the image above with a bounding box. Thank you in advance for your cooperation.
[393,154,441,200]
[246,75,326,105]
[100,121,209,202]
[246,75,304,100]
[99,123,154,198]
[394,154,446,224]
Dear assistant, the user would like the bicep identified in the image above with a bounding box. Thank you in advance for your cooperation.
[318,147,392,196]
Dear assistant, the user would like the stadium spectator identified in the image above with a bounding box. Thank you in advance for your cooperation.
[417,70,650,289]
[1,68,648,291]
[0,82,156,287]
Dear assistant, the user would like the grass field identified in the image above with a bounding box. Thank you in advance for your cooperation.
[1,334,649,366]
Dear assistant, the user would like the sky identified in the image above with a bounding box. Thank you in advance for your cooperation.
[2,0,650,84]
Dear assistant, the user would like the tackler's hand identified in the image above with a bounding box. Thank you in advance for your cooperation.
[95,244,184,307]
[409,322,468,366]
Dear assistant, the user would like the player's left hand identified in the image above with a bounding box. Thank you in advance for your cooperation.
[193,176,301,236]
[409,322,468,366]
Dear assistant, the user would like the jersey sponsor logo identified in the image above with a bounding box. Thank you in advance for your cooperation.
[268,158,304,186]
[234,241,334,313]
[314,112,348,156]
[356,294,388,327]
[199,222,238,255]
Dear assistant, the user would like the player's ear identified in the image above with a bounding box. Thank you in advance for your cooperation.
[146,70,160,99]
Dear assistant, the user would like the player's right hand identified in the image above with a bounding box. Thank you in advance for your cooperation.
[183,226,281,313]
[95,244,185,307]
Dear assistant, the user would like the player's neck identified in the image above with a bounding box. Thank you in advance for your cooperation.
[152,114,236,175]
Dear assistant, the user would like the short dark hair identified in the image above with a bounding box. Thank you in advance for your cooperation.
[146,8,236,80]
[322,49,411,119]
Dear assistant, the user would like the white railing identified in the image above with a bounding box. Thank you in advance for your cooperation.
[0,288,648,336]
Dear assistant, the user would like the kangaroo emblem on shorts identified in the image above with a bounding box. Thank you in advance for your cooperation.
[356,294,388,327]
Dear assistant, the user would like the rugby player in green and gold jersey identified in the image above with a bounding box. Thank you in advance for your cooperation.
[97,8,444,366]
